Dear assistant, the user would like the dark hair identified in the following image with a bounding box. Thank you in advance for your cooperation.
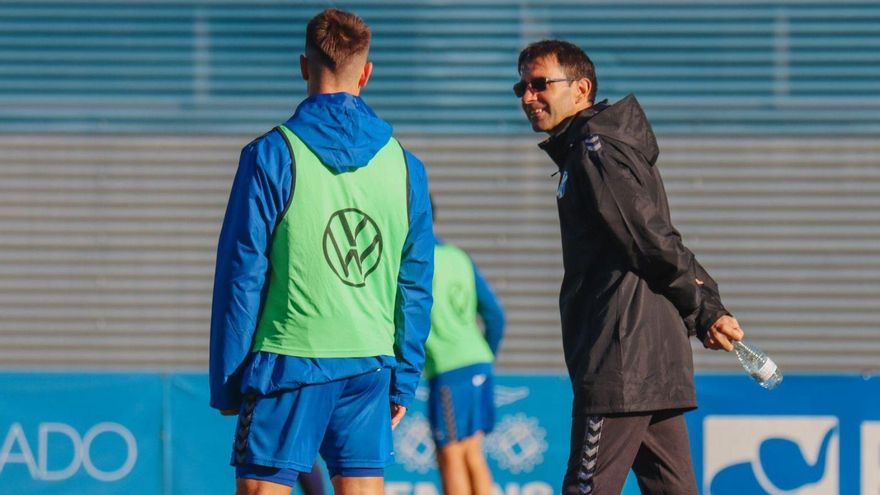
[518,40,597,102]
[306,8,371,70]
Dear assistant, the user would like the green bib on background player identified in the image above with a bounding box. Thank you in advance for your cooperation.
[424,243,495,379]
[252,125,409,358]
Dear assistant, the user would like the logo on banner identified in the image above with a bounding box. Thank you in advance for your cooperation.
[486,413,548,474]
[392,413,435,474]
[494,386,529,407]
[0,422,137,482]
[703,416,839,495]
[862,422,880,495]
[415,386,429,402]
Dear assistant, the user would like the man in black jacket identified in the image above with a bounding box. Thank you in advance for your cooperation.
[515,40,745,494]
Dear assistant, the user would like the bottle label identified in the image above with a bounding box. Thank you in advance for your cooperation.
[753,358,777,381]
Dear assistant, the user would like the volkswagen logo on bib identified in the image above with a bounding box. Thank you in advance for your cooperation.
[449,282,470,321]
[323,208,383,287]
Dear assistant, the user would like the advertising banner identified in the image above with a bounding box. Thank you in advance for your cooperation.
[0,373,162,495]
[1,373,878,494]
[167,374,237,495]
[692,375,880,495]
[387,374,572,495]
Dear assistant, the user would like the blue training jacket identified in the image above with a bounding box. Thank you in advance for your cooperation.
[209,92,434,412]
[473,261,505,357]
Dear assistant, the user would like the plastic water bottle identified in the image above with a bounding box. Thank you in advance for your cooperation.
[733,340,783,390]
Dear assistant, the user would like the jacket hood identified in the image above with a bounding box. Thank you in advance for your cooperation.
[540,94,659,168]
[586,94,659,166]
[286,92,393,173]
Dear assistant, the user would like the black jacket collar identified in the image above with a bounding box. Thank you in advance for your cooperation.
[538,100,609,169]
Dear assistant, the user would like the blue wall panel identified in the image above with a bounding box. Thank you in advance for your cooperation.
[0,1,878,135]
[0,373,163,495]
[166,374,236,495]
[691,375,880,495]
[1,373,879,494]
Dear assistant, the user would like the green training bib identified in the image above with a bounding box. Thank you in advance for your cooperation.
[252,126,409,358]
[424,243,494,378]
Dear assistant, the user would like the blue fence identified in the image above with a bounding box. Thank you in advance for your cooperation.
[0,373,878,494]
[1,1,879,135]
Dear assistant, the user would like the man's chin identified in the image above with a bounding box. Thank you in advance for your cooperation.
[530,120,551,133]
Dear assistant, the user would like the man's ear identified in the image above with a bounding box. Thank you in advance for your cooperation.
[575,78,592,104]
[358,61,374,89]
[299,54,309,81]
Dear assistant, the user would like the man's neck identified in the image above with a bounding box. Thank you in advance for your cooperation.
[308,83,360,96]
[307,67,362,96]
[546,101,593,136]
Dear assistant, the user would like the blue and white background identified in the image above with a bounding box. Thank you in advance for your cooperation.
[1,373,878,495]
[0,2,878,494]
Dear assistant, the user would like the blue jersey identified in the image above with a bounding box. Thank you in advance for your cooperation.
[209,93,434,411]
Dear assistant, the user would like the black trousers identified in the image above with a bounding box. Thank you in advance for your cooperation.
[562,410,697,495]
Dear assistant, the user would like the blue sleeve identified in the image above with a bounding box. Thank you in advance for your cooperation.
[209,131,291,411]
[389,150,434,408]
[473,262,505,356]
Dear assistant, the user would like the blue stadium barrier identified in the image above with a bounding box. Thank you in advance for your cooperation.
[0,373,878,494]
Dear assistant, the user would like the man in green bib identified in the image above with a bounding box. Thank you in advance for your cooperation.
[424,199,505,495]
[209,8,433,495]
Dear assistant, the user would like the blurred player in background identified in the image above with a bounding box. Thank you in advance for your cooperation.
[424,197,505,495]
[515,40,744,494]
[209,8,433,495]
[295,462,327,495]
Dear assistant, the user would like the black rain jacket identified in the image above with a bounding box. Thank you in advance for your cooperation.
[539,94,729,415]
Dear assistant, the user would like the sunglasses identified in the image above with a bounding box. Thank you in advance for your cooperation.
[513,77,574,97]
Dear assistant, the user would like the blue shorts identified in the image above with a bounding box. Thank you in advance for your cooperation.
[232,367,391,485]
[428,362,495,448]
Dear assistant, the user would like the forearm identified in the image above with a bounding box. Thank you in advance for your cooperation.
[694,261,731,340]
[474,264,505,355]
[209,137,286,409]
[391,150,434,406]
[391,249,433,406]
[390,285,431,407]
[584,150,702,318]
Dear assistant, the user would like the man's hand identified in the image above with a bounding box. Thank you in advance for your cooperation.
[390,403,407,430]
[220,409,238,416]
[703,315,745,351]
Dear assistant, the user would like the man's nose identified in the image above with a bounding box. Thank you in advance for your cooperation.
[521,88,538,104]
